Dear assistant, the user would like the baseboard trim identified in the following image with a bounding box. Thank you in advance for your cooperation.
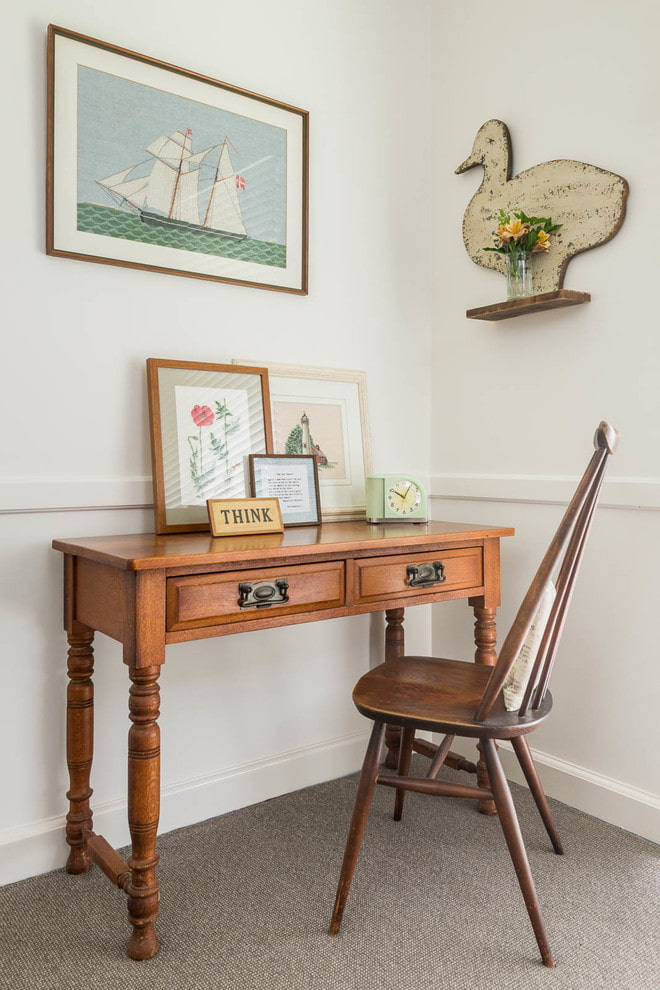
[0,728,370,887]
[493,742,659,844]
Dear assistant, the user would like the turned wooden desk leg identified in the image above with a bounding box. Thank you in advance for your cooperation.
[384,608,405,768]
[126,664,161,961]
[472,605,498,815]
[65,629,95,874]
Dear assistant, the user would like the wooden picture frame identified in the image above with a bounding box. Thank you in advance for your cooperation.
[147,358,273,533]
[47,25,309,294]
[236,361,372,521]
[249,454,321,527]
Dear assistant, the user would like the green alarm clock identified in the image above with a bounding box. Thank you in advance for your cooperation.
[366,474,428,523]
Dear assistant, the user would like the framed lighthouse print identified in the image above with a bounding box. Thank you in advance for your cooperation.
[147,359,273,533]
[47,25,309,293]
[235,361,372,521]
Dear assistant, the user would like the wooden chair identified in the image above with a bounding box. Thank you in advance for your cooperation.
[329,422,618,968]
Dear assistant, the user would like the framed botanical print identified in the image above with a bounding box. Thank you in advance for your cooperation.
[147,359,273,533]
[47,25,309,293]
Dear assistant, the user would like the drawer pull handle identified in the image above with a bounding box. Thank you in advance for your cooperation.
[238,579,290,609]
[406,561,445,588]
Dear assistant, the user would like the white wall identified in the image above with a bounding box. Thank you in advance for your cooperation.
[430,0,660,841]
[0,1,434,883]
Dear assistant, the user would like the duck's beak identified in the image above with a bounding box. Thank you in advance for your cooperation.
[455,152,479,175]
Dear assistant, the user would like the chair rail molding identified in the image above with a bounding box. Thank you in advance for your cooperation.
[4,473,658,516]
[431,474,660,511]
[0,475,153,514]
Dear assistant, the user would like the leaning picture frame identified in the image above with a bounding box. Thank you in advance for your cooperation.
[47,25,309,294]
[235,361,372,521]
[249,454,322,527]
[147,359,273,533]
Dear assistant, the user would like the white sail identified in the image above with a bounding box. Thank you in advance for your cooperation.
[203,143,247,236]
[142,131,212,220]
[98,166,135,188]
[145,158,178,216]
[107,176,149,209]
[171,169,201,224]
[187,147,214,168]
[147,131,193,170]
[97,168,149,209]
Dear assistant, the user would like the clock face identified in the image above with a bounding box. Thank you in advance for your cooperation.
[386,479,422,516]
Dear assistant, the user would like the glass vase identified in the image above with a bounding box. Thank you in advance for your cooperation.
[505,252,533,300]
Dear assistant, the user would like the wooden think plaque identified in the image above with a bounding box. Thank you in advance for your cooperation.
[207,498,284,536]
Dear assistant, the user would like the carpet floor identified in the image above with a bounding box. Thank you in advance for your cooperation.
[1,761,658,990]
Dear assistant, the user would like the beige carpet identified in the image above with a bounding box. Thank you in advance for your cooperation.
[1,760,658,989]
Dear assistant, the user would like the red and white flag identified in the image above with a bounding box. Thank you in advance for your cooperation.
[187,128,193,135]
[235,174,246,190]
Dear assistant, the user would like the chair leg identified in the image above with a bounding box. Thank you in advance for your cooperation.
[482,738,555,968]
[511,736,564,855]
[393,725,415,821]
[426,734,456,780]
[329,721,385,935]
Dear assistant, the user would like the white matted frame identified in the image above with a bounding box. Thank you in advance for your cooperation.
[235,361,372,521]
[47,25,309,294]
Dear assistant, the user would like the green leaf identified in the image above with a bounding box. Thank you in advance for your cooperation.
[209,432,228,458]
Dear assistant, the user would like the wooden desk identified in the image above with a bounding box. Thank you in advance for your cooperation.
[53,520,513,959]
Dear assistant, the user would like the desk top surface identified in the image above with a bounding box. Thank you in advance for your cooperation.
[53,520,514,571]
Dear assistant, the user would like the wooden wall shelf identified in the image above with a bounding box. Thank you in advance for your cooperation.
[466,289,590,322]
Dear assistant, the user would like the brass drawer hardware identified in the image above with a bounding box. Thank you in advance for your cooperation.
[238,579,290,609]
[406,561,446,588]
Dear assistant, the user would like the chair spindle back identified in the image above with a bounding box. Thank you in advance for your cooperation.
[474,422,618,723]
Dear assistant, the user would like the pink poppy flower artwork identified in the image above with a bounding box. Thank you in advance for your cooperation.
[191,405,214,427]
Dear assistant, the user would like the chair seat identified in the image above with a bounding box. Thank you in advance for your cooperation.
[352,656,552,739]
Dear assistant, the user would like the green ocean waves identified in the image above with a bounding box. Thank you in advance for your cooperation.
[77,203,286,269]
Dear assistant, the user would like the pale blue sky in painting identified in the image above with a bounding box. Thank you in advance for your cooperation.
[77,66,287,244]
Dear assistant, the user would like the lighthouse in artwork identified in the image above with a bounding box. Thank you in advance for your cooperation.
[298,411,328,466]
[300,411,311,455]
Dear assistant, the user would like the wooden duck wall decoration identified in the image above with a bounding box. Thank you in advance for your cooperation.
[456,119,629,296]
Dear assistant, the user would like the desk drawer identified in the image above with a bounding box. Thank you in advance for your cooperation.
[167,560,345,631]
[352,547,482,604]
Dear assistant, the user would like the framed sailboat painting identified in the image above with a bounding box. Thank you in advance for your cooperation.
[46,25,309,294]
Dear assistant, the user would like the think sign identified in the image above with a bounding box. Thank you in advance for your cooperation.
[207,498,284,537]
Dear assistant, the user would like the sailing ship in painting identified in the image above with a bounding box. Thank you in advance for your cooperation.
[97,129,247,241]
